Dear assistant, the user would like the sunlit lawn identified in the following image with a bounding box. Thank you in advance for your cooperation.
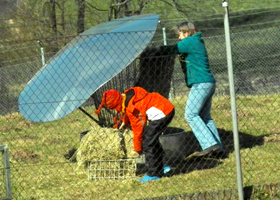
[0,94,280,199]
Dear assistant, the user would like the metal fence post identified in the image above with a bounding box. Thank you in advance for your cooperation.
[162,26,174,100]
[222,1,244,200]
[162,27,167,46]
[1,144,12,199]
[38,41,45,66]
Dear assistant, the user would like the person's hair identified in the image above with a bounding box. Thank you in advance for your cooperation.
[176,21,198,36]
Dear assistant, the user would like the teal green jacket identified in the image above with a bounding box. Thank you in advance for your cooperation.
[162,32,215,88]
[177,32,215,87]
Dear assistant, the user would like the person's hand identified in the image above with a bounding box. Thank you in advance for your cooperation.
[119,122,126,130]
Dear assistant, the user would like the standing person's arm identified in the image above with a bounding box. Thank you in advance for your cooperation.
[158,44,178,55]
[177,38,192,54]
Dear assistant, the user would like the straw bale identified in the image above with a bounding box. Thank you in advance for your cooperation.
[76,125,136,168]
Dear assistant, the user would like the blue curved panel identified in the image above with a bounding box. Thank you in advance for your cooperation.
[18,14,159,122]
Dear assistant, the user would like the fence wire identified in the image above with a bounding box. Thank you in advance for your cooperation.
[0,5,280,200]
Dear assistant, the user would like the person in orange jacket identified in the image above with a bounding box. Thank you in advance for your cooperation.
[95,86,175,182]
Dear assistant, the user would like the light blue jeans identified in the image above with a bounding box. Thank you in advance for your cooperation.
[185,82,222,150]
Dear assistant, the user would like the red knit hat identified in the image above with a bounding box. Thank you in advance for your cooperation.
[95,90,123,115]
[95,89,125,129]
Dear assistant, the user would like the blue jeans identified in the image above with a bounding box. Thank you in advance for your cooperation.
[185,82,222,150]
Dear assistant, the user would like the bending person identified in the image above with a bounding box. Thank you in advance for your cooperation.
[95,86,175,182]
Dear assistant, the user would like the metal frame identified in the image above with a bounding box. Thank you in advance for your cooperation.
[0,145,12,200]
[88,159,137,180]
[223,1,244,200]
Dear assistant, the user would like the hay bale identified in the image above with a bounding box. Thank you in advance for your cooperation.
[76,125,135,168]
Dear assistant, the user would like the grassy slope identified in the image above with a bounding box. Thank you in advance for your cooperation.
[0,94,280,199]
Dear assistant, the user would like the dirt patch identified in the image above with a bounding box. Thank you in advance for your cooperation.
[11,149,41,162]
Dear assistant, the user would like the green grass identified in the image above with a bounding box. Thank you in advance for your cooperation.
[0,94,280,199]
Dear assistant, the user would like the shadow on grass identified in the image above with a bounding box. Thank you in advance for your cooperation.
[64,127,266,177]
[161,127,265,176]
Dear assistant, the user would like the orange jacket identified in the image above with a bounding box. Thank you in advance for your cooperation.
[122,87,174,152]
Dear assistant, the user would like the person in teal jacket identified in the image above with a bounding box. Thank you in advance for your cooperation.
[160,21,223,157]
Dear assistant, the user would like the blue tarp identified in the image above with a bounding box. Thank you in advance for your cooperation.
[18,14,159,122]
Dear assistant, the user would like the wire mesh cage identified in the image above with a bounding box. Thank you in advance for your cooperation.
[88,159,137,180]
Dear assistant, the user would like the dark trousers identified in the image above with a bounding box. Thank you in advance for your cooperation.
[143,109,175,176]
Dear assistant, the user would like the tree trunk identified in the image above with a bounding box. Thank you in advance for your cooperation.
[77,0,85,34]
[49,0,57,38]
[109,0,131,20]
[61,0,66,32]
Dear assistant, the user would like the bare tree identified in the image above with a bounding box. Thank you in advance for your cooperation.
[49,0,58,38]
[109,0,131,20]
[76,0,85,34]
[59,0,66,32]
[42,0,59,51]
